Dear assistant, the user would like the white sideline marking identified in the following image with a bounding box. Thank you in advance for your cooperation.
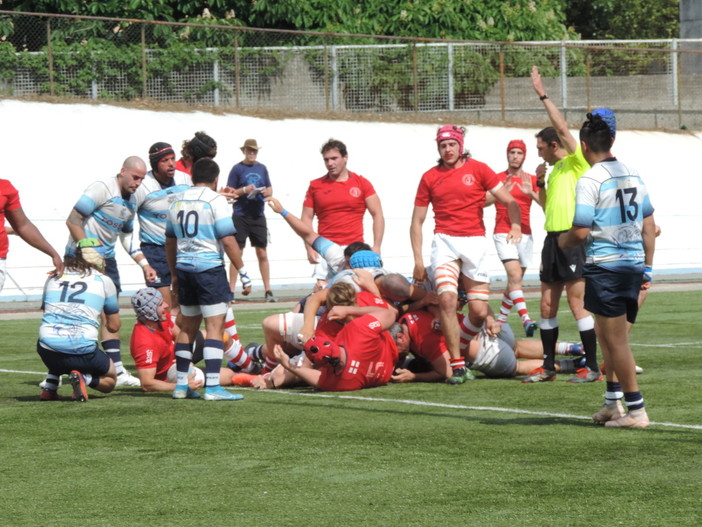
[3,367,700,430]
[256,388,702,431]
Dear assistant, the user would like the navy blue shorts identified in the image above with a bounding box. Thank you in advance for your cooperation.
[540,231,586,283]
[584,265,642,323]
[141,243,171,288]
[176,266,232,307]
[104,256,121,293]
[37,341,111,376]
[233,215,268,249]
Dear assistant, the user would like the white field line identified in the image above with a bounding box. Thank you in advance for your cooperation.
[4,368,700,430]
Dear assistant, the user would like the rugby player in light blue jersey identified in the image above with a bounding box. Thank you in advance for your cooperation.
[64,156,154,388]
[37,239,119,402]
[166,158,248,401]
[132,142,191,309]
[559,111,656,429]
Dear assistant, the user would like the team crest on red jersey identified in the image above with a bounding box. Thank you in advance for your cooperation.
[368,320,381,330]
[349,187,361,198]
[462,174,475,186]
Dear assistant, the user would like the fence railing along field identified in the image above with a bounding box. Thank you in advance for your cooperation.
[1,11,702,130]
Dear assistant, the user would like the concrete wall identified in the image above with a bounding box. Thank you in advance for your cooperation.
[0,100,700,302]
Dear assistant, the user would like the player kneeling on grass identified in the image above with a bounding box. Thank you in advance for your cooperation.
[37,239,119,402]
[130,287,245,395]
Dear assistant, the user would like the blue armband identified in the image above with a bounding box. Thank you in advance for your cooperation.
[281,210,289,217]
[643,266,653,283]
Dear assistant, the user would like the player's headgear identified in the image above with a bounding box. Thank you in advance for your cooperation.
[189,132,217,162]
[304,335,342,368]
[507,139,526,155]
[592,108,616,138]
[131,287,163,322]
[349,250,383,269]
[436,125,464,153]
[76,238,106,271]
[148,142,175,171]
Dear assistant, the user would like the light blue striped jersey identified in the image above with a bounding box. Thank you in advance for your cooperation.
[66,177,136,258]
[165,186,236,272]
[573,158,654,272]
[39,270,119,355]
[133,170,191,245]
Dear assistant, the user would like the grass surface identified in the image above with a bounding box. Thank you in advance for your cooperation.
[1,290,701,526]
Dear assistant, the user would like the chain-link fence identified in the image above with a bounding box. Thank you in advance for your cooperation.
[1,11,702,130]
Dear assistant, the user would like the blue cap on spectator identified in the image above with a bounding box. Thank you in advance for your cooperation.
[592,108,616,138]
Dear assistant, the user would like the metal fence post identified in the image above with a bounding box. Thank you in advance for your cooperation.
[140,24,147,99]
[213,58,220,106]
[46,19,54,96]
[234,34,240,109]
[585,54,591,112]
[499,48,505,121]
[330,45,338,111]
[672,39,679,107]
[560,41,567,108]
[447,43,454,111]
[412,43,418,111]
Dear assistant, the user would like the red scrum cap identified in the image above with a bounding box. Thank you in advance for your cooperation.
[507,139,526,155]
[304,335,343,368]
[436,125,464,153]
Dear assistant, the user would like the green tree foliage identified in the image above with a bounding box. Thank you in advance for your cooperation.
[248,0,575,41]
[565,0,680,40]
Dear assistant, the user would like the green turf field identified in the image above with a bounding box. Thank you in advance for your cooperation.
[1,290,700,526]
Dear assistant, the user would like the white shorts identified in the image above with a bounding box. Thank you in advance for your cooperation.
[470,324,517,378]
[277,312,319,350]
[493,233,534,268]
[431,233,489,283]
[0,258,6,293]
[180,302,229,318]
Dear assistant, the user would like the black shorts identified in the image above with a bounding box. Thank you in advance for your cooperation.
[539,231,586,283]
[176,266,232,307]
[141,243,171,288]
[233,215,268,249]
[103,256,121,293]
[584,265,642,323]
[37,342,111,377]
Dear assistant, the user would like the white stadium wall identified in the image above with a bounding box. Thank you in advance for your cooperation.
[1,100,700,301]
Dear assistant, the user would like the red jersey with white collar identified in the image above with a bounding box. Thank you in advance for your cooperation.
[0,179,21,258]
[317,314,398,392]
[315,291,389,339]
[493,171,538,235]
[414,158,501,237]
[130,312,175,381]
[303,172,376,245]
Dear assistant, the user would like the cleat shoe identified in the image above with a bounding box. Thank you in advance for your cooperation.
[592,400,625,424]
[522,367,556,383]
[635,365,644,374]
[265,290,277,302]
[447,367,474,385]
[115,370,141,387]
[204,385,244,401]
[524,321,538,337]
[40,389,60,401]
[172,385,201,399]
[567,368,603,383]
[605,408,650,429]
[69,370,89,402]
[39,376,62,389]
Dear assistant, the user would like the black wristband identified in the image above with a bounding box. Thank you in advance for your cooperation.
[539,94,549,101]
[536,180,545,188]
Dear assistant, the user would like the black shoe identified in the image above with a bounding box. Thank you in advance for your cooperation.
[265,291,277,302]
